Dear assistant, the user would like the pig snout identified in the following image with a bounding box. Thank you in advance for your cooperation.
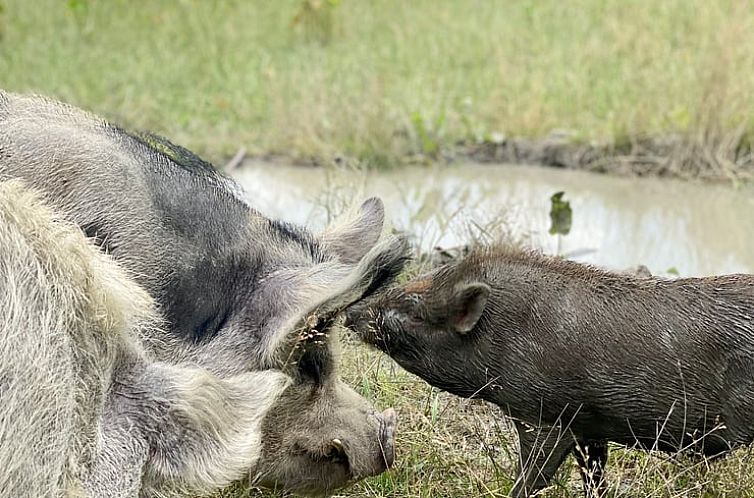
[343,301,367,330]
[379,408,397,470]
[352,407,398,480]
[344,301,380,344]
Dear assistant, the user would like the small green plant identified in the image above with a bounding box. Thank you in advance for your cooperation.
[410,110,445,157]
[429,392,441,424]
[549,191,572,255]
[359,373,373,398]
[65,0,94,34]
[290,0,341,45]
[548,191,572,237]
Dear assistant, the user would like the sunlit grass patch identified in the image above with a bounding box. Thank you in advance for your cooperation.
[2,0,754,175]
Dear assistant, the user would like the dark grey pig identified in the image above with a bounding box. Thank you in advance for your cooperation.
[347,245,754,497]
[0,90,409,496]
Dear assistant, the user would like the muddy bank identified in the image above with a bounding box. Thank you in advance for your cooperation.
[458,132,754,182]
[234,133,754,183]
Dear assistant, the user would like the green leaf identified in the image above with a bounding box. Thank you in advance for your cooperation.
[411,111,439,155]
[68,0,85,11]
[548,191,572,236]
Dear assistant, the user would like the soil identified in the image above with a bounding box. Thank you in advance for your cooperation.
[458,132,754,182]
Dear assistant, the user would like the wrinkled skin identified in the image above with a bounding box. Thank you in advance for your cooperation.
[0,90,408,496]
[347,246,754,497]
[255,381,397,495]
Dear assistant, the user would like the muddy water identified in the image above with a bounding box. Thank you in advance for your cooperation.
[233,162,754,277]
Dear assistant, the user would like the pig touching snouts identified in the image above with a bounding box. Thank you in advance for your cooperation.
[347,245,754,497]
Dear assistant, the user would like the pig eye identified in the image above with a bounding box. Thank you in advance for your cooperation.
[325,438,349,467]
[407,293,422,305]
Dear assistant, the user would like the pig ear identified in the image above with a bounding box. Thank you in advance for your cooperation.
[450,282,490,334]
[319,197,385,264]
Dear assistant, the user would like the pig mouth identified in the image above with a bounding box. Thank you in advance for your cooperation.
[343,301,383,344]
[348,407,397,482]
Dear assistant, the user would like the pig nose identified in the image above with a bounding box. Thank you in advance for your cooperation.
[344,302,371,332]
[343,305,361,329]
[346,305,385,345]
[379,408,397,469]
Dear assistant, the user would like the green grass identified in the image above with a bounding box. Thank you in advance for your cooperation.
[1,0,754,168]
[216,341,754,498]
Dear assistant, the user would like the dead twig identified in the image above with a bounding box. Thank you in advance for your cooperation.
[224,146,247,172]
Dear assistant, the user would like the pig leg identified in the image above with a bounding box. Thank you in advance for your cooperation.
[511,421,575,497]
[573,440,608,497]
[83,420,149,498]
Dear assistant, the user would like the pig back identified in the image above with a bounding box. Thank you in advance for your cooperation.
[494,269,754,453]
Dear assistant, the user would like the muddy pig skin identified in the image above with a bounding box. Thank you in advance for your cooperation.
[346,245,754,497]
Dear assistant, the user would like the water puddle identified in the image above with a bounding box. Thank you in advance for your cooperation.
[233,162,754,277]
